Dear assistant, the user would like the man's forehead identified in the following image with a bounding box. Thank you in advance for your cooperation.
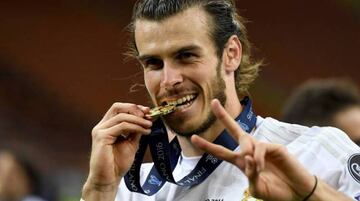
[135,6,208,23]
[134,6,210,37]
[134,7,213,57]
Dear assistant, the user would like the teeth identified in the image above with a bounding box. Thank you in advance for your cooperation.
[166,94,195,106]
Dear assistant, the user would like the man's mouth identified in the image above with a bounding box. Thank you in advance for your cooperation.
[149,94,198,118]
[162,94,197,110]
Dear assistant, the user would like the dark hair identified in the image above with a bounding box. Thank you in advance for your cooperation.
[282,78,360,126]
[22,159,42,195]
[126,0,262,97]
[0,149,44,199]
[7,151,43,196]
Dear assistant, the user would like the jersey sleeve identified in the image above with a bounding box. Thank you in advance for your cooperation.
[294,126,360,200]
[339,152,360,200]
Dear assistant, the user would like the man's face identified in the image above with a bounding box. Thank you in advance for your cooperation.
[135,7,227,136]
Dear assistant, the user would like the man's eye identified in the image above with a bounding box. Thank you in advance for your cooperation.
[177,52,196,61]
[143,59,163,70]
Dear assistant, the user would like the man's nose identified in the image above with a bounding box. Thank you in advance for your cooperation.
[160,62,183,90]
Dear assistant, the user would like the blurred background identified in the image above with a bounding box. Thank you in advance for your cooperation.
[0,0,359,200]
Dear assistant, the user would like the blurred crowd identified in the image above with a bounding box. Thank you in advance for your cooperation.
[282,78,360,146]
[0,150,47,201]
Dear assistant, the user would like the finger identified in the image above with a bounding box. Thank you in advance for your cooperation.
[237,134,256,157]
[97,113,153,130]
[212,99,256,157]
[191,135,238,164]
[253,142,266,173]
[211,99,247,141]
[139,105,154,120]
[121,132,143,145]
[132,132,142,143]
[244,155,261,197]
[100,103,144,124]
[137,105,151,113]
[244,155,256,178]
[263,143,302,173]
[101,122,151,140]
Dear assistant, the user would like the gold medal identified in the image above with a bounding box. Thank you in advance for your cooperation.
[148,103,177,118]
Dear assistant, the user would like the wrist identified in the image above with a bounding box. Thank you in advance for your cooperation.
[82,179,120,200]
[303,176,318,201]
[305,177,351,201]
[83,180,119,192]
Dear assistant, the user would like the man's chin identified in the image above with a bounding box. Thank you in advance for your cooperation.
[166,125,197,138]
[166,114,217,138]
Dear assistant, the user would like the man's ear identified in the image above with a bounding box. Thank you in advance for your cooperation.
[222,35,242,73]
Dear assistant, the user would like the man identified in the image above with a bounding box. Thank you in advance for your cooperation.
[282,78,360,146]
[82,0,360,200]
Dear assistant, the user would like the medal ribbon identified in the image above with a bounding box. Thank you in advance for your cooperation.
[124,97,257,195]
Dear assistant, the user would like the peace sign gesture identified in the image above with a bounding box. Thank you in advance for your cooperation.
[191,99,352,201]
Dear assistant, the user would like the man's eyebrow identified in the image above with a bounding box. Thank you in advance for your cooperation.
[137,54,157,62]
[174,45,201,55]
[137,45,202,61]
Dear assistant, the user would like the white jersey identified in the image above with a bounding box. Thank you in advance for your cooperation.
[112,116,360,201]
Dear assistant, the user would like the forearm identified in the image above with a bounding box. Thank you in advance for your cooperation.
[308,179,352,201]
[81,180,119,201]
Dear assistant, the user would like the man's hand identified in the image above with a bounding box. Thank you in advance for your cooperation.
[191,99,331,201]
[83,103,153,200]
